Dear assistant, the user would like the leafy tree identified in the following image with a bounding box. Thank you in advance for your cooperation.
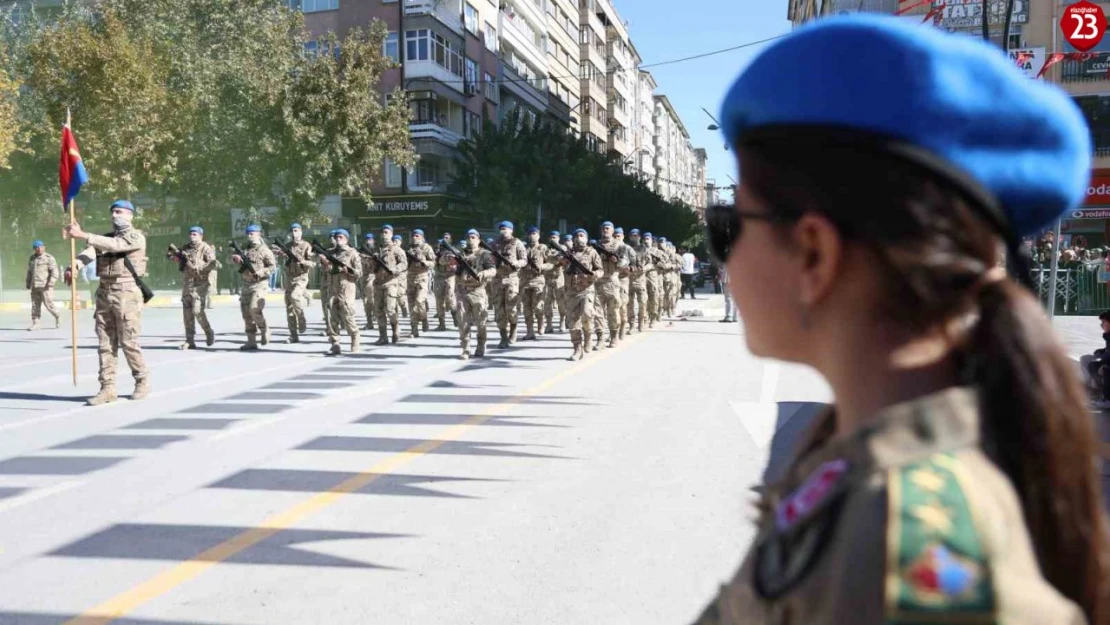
[0,46,19,169]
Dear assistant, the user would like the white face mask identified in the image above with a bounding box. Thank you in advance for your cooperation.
[291,230,302,242]
[111,215,131,231]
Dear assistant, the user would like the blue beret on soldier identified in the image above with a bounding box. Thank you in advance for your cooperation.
[630,228,640,235]
[720,14,1091,238]
[466,228,479,237]
[110,199,134,213]
[564,233,573,240]
[574,228,587,236]
[527,226,539,234]
[364,232,375,240]
[290,223,302,231]
[643,232,653,239]
[413,229,424,237]
[550,230,560,237]
[601,221,614,229]
[32,240,43,249]
[614,227,624,234]
[189,226,204,235]
[382,224,393,232]
[334,228,350,239]
[393,235,402,242]
[245,224,261,234]
[498,221,513,230]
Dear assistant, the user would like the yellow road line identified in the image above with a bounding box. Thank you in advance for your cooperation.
[64,334,642,625]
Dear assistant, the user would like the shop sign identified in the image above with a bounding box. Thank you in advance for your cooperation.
[932,0,1028,30]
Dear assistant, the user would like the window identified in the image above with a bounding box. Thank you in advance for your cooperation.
[464,3,479,35]
[384,159,402,188]
[406,29,430,61]
[1074,95,1110,154]
[290,0,338,12]
[465,111,482,138]
[484,22,497,51]
[416,160,439,187]
[484,72,499,102]
[465,58,479,95]
[410,99,436,124]
[384,32,399,62]
[303,40,318,57]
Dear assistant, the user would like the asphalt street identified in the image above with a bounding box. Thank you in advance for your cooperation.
[0,293,833,625]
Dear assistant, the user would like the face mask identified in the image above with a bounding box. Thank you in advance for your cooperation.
[574,238,586,249]
[249,235,260,245]
[292,231,302,241]
[111,215,131,231]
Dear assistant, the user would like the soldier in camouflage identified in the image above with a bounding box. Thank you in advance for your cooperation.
[25,239,59,331]
[231,224,276,351]
[405,229,436,338]
[543,231,566,334]
[320,229,361,355]
[317,231,338,334]
[520,226,553,340]
[627,229,652,333]
[642,233,665,328]
[172,226,216,349]
[455,229,497,360]
[589,239,607,347]
[613,228,634,338]
[559,229,603,361]
[489,221,527,348]
[359,233,377,331]
[594,222,630,348]
[273,223,314,344]
[433,232,459,331]
[373,226,408,345]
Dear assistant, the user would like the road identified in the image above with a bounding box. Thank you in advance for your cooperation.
[0,294,831,625]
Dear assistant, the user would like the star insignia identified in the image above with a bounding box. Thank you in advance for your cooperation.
[911,502,955,536]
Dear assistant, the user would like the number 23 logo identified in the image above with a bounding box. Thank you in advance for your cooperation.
[1062,1,1107,52]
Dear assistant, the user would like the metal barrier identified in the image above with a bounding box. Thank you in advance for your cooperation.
[1032,264,1110,316]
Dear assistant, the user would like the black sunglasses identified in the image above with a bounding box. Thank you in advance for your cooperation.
[705,204,797,264]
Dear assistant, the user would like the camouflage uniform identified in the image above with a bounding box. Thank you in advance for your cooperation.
[433,246,459,330]
[26,251,60,329]
[177,241,216,347]
[324,244,361,354]
[281,239,315,342]
[692,386,1085,625]
[520,240,553,339]
[644,241,666,326]
[318,259,331,332]
[75,227,150,400]
[489,236,527,347]
[373,241,408,344]
[594,237,630,346]
[617,240,634,337]
[668,246,683,315]
[629,243,653,332]
[543,242,566,333]
[236,240,276,349]
[562,244,603,361]
[454,245,497,359]
[359,245,377,331]
[405,241,436,337]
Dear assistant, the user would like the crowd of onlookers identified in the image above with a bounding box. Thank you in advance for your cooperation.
[1021,232,1110,270]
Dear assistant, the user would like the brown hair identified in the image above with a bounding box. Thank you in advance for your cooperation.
[739,136,1110,624]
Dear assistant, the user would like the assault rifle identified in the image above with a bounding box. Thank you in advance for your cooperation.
[270,239,297,267]
[228,240,256,278]
[591,241,620,261]
[166,244,186,272]
[310,239,357,275]
[438,241,480,280]
[555,244,593,276]
[479,239,514,267]
[358,242,386,273]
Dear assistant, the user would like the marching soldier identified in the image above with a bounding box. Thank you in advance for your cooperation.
[320,228,361,355]
[25,239,60,331]
[543,231,566,334]
[657,237,676,319]
[642,233,664,328]
[613,227,635,338]
[372,226,408,345]
[231,224,275,351]
[594,223,629,348]
[520,226,552,340]
[489,221,527,348]
[272,223,314,343]
[171,226,216,349]
[405,229,436,338]
[667,241,683,316]
[65,199,150,405]
[559,228,603,361]
[627,228,652,333]
[318,230,338,334]
[359,232,377,331]
[455,229,497,360]
[589,239,607,347]
[433,232,459,331]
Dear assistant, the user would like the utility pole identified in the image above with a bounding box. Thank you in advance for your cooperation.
[399,0,408,194]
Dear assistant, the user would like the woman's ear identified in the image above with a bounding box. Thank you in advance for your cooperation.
[791,213,843,308]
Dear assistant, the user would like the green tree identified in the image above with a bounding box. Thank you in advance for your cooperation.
[0,46,19,169]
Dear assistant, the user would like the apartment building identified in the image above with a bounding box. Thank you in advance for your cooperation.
[631,70,658,183]
[544,0,582,130]
[653,94,700,206]
[577,0,609,152]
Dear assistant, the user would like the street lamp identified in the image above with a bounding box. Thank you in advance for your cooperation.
[702,107,728,151]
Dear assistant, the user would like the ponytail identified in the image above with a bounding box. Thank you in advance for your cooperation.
[966,278,1110,624]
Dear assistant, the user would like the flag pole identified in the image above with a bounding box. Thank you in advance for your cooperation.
[66,108,78,386]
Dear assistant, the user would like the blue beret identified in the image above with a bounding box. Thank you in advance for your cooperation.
[643,232,653,238]
[466,229,479,236]
[629,228,640,235]
[189,226,204,235]
[574,228,587,236]
[527,226,539,234]
[549,230,560,237]
[290,223,302,231]
[392,235,402,241]
[498,221,513,230]
[601,221,614,229]
[381,224,393,231]
[658,237,668,242]
[32,240,43,249]
[564,233,573,239]
[589,239,597,245]
[329,229,339,236]
[334,229,350,239]
[614,227,624,234]
[720,14,1091,238]
[413,229,424,236]
[364,232,375,240]
[486,237,494,243]
[245,224,262,234]
[109,199,134,213]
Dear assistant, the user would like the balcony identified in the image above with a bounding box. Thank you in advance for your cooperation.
[405,60,465,95]
[410,122,464,147]
[505,0,545,32]
[500,60,548,111]
[405,0,463,35]
[500,10,547,74]
[1061,55,1110,84]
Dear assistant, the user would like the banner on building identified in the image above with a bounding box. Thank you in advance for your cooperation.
[932,0,1028,30]
[1059,51,1110,78]
[1009,47,1045,78]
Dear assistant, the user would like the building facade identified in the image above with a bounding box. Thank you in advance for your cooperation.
[653,94,698,206]
[631,69,658,183]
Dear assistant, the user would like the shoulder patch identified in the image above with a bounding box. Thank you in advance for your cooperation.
[885,453,995,623]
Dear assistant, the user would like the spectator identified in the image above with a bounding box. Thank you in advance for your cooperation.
[679,247,698,299]
[1079,311,1110,409]
[718,265,735,323]
[80,257,98,304]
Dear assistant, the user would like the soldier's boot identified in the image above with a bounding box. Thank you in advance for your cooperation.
[545,317,554,334]
[298,313,307,334]
[260,325,271,346]
[87,385,118,406]
[459,349,470,360]
[435,315,447,332]
[131,378,151,401]
[180,339,196,350]
[326,343,342,356]
[401,305,408,319]
[451,311,460,329]
[375,326,389,346]
[53,313,61,329]
[411,318,420,339]
[422,316,429,333]
[240,334,259,352]
[350,334,360,353]
[509,321,518,344]
[287,331,300,344]
[27,319,39,332]
[391,321,400,344]
[475,329,487,357]
[205,328,215,346]
[608,334,620,349]
[583,332,593,354]
[637,318,643,333]
[569,344,583,361]
[595,330,604,346]
[497,328,509,349]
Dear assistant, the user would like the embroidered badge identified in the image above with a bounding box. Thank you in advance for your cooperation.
[885,454,995,623]
[775,459,849,531]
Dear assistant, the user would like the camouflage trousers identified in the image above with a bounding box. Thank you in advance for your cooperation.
[521,276,545,335]
[458,286,489,352]
[490,275,521,332]
[629,279,648,328]
[239,281,269,343]
[646,274,662,323]
[284,273,309,336]
[433,275,456,325]
[319,282,330,328]
[30,286,58,321]
[95,285,148,388]
[543,277,564,329]
[407,272,431,324]
[597,278,622,340]
[361,276,376,329]
[662,274,677,316]
[182,283,212,342]
[564,282,595,347]
[327,281,359,345]
[618,277,630,333]
[375,281,403,326]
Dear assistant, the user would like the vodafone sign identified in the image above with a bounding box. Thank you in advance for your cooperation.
[1084,176,1110,207]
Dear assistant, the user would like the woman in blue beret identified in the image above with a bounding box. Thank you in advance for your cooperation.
[698,14,1108,625]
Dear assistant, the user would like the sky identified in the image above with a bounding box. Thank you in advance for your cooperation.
[613,0,792,204]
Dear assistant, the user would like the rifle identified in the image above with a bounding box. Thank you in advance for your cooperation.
[591,241,620,261]
[479,239,514,267]
[166,244,187,272]
[311,239,357,275]
[228,240,256,277]
[270,239,296,267]
[439,241,480,280]
[555,244,593,276]
[358,242,385,272]
[525,246,541,272]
